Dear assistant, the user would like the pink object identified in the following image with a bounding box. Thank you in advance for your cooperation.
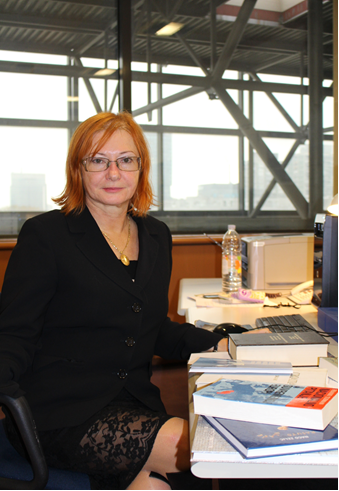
[233,288,265,303]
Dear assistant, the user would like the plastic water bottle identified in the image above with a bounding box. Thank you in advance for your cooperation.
[222,224,242,292]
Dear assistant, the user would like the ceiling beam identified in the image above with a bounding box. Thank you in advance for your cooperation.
[0,59,333,97]
[132,86,205,116]
[49,0,116,7]
[0,13,103,34]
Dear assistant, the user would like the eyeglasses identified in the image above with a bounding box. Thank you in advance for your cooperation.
[82,156,141,172]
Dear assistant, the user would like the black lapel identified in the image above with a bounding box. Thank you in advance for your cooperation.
[65,208,159,299]
[133,215,159,290]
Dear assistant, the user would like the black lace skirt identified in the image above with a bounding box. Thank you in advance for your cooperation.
[5,391,172,489]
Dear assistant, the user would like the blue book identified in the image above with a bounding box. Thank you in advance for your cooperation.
[193,379,338,430]
[203,414,338,459]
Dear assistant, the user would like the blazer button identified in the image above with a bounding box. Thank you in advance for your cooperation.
[117,369,128,379]
[125,337,135,347]
[132,302,142,313]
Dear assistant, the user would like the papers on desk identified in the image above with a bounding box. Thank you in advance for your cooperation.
[190,292,277,308]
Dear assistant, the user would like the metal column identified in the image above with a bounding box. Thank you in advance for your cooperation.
[308,0,324,217]
[118,0,132,112]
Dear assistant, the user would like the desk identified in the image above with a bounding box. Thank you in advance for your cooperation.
[178,277,294,317]
[182,281,338,479]
[178,278,222,316]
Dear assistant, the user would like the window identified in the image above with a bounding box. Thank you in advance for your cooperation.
[0,0,334,235]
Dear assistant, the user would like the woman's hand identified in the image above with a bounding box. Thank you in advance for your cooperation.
[216,337,228,352]
[206,337,228,352]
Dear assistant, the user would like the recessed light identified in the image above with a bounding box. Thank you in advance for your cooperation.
[94,68,116,76]
[156,22,184,36]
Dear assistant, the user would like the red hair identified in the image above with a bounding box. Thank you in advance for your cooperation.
[53,111,155,216]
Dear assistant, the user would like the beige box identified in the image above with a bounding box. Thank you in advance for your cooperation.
[241,234,314,291]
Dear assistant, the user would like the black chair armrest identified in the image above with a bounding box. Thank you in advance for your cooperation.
[0,393,48,490]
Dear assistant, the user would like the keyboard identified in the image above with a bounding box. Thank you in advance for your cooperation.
[255,314,314,333]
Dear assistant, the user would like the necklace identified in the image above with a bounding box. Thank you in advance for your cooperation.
[101,216,131,266]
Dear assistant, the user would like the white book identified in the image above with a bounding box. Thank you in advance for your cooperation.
[327,378,338,388]
[189,357,292,375]
[319,356,338,382]
[188,352,231,365]
[193,379,338,431]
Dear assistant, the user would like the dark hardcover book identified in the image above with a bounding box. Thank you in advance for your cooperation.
[228,331,329,366]
[203,414,338,459]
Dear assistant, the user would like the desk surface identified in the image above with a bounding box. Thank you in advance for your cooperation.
[178,277,294,316]
[182,279,338,479]
[178,278,222,315]
[185,294,338,359]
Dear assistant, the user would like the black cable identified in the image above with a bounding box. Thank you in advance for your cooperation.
[250,324,338,339]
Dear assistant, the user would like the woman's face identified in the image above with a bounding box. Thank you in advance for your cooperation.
[81,129,140,214]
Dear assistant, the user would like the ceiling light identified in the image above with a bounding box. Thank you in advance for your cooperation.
[94,68,116,76]
[156,22,184,36]
[327,194,338,216]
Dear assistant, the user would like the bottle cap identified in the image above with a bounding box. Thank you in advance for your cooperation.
[228,224,236,230]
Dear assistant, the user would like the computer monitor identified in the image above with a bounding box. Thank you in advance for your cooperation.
[322,214,338,308]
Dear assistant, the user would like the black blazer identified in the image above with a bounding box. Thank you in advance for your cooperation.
[0,208,222,431]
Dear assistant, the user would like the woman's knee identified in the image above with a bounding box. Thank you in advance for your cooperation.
[146,417,190,474]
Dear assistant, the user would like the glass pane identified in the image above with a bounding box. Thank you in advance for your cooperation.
[162,65,206,76]
[0,1,118,223]
[271,92,301,128]
[323,96,334,131]
[253,91,298,132]
[252,151,296,211]
[253,139,309,211]
[284,142,309,203]
[0,127,68,211]
[132,82,159,125]
[0,70,68,121]
[162,88,238,129]
[78,58,119,120]
[163,133,239,211]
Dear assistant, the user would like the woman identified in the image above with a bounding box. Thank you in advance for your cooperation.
[0,112,225,489]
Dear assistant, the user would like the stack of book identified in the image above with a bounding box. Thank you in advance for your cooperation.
[190,319,338,463]
[319,356,338,388]
[192,377,338,460]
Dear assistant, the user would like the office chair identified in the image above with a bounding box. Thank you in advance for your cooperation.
[0,393,91,490]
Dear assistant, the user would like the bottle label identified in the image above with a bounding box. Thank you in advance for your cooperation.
[222,254,242,275]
